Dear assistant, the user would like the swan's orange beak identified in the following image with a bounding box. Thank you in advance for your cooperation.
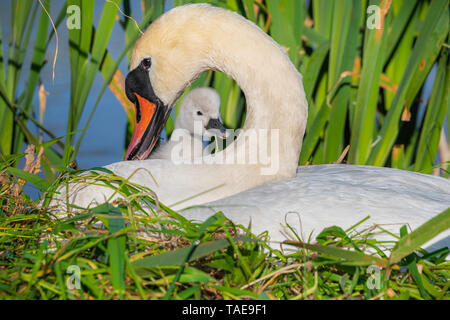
[125,94,156,160]
[125,66,170,160]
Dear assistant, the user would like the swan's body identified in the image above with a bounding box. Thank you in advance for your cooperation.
[150,87,226,160]
[53,4,450,252]
[182,165,450,252]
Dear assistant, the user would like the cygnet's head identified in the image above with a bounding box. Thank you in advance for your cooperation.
[175,87,227,138]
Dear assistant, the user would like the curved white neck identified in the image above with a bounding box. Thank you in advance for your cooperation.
[198,10,308,177]
[135,4,308,178]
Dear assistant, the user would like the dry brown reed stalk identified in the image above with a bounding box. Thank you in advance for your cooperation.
[11,145,44,198]
[38,83,49,125]
[336,145,351,164]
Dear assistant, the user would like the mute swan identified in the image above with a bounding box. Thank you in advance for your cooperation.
[150,87,227,160]
[53,4,450,251]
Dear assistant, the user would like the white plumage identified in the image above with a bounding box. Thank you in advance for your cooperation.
[181,165,450,252]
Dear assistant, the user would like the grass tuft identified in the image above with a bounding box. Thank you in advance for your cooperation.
[0,158,448,300]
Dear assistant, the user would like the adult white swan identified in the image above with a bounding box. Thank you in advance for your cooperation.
[55,4,450,251]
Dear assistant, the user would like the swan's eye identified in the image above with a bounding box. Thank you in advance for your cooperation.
[141,58,152,70]
[197,111,203,116]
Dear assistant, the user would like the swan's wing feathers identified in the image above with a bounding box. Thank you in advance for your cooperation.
[183,165,450,252]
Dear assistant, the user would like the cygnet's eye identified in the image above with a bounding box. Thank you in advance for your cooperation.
[140,58,152,70]
[197,111,203,116]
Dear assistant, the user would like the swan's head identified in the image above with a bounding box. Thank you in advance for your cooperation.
[125,4,215,160]
[176,88,227,139]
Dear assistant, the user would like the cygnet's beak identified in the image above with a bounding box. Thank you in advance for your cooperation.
[205,118,228,139]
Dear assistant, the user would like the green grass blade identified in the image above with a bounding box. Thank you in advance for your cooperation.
[24,240,48,297]
[348,0,390,164]
[383,0,418,66]
[368,0,449,166]
[213,72,242,129]
[241,0,256,22]
[67,0,82,98]
[414,50,449,172]
[299,101,330,164]
[323,0,360,163]
[312,0,332,39]
[13,0,51,155]
[0,0,35,156]
[94,204,126,297]
[132,238,238,269]
[0,24,4,87]
[266,0,304,67]
[7,167,51,192]
[384,0,418,112]
[74,0,119,126]
[389,208,450,264]
[300,40,329,109]
[284,240,387,267]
